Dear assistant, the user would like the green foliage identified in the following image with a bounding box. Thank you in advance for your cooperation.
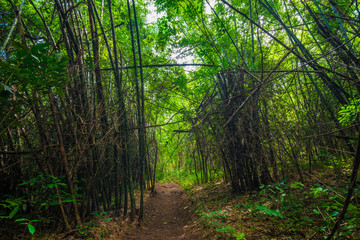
[15,218,39,235]
[75,212,112,238]
[156,163,200,188]
[259,180,288,205]
[28,224,36,235]
[156,16,176,51]
[19,173,78,208]
[214,224,236,233]
[198,209,245,239]
[201,210,229,223]
[1,0,360,237]
[234,197,284,220]
[234,232,246,240]
[338,98,360,124]
[9,206,19,219]
[254,204,284,218]
[2,42,68,92]
[91,211,112,222]
[76,221,99,238]
[290,182,305,189]
[0,173,76,236]
[309,186,328,198]
[0,41,68,134]
[258,181,360,238]
[155,0,183,12]
[0,196,26,219]
[309,184,360,237]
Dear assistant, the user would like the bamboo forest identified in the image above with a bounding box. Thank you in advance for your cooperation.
[1,0,360,239]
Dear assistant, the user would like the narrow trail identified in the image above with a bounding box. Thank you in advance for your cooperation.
[123,182,202,240]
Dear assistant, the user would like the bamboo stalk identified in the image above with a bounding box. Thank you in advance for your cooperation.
[0,0,26,54]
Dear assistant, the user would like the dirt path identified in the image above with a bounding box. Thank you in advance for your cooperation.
[122,182,202,240]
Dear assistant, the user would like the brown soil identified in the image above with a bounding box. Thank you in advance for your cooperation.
[122,182,203,240]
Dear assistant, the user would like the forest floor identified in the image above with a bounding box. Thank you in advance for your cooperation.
[118,182,203,240]
[14,173,358,240]
[183,173,359,240]
[38,182,203,240]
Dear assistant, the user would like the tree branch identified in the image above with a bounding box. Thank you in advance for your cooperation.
[101,63,214,71]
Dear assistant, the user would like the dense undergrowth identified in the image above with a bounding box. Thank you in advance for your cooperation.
[0,189,143,240]
[2,168,359,239]
[0,211,124,240]
[179,171,360,240]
